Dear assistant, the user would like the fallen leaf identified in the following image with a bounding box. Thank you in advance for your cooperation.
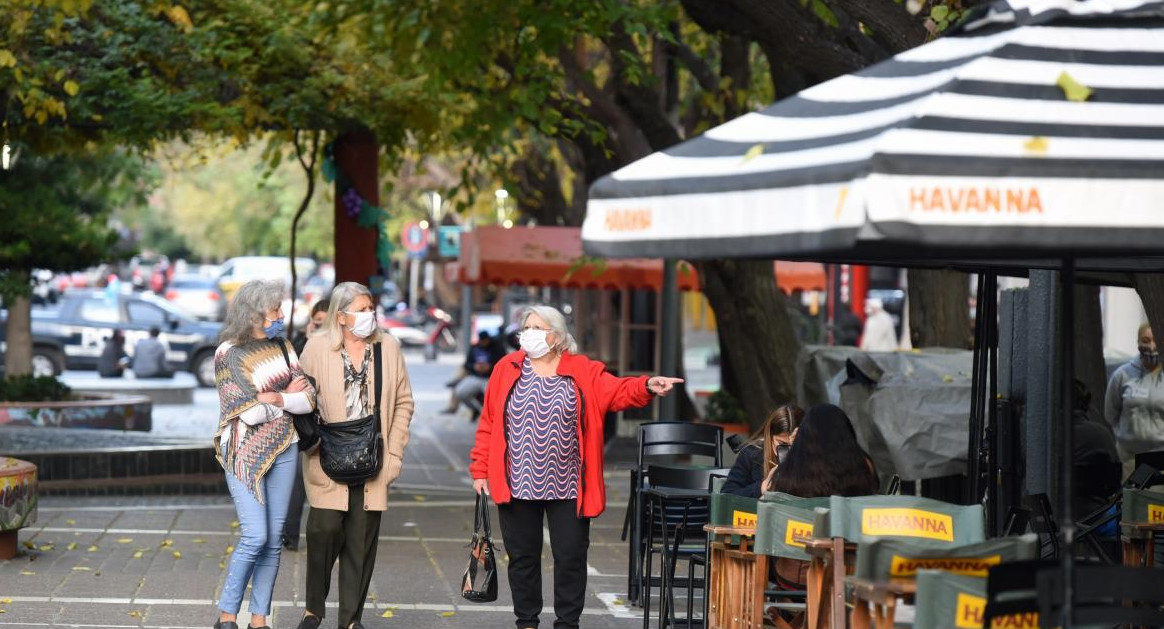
[172,551,182,559]
[412,495,426,502]
[230,521,240,529]
[742,143,764,163]
[72,566,91,571]
[192,538,206,544]
[1023,136,1049,156]
[22,542,34,550]
[38,544,54,551]
[65,519,76,526]
[128,611,143,619]
[20,570,35,576]
[0,609,7,614]
[87,545,99,552]
[380,611,394,618]
[117,538,133,544]
[225,545,235,554]
[218,561,226,570]
[160,539,173,548]
[67,542,78,551]
[1057,71,1093,102]
[0,598,11,604]
[132,551,144,559]
[440,611,456,617]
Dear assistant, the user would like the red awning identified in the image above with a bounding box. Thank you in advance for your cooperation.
[458,226,825,293]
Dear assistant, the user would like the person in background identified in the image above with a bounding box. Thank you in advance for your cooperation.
[98,330,131,378]
[859,298,898,352]
[833,307,862,347]
[471,304,683,629]
[212,279,316,629]
[293,298,331,355]
[297,282,415,629]
[132,327,174,379]
[452,330,505,421]
[1105,322,1164,478]
[722,405,804,498]
[283,297,331,551]
[1071,379,1121,518]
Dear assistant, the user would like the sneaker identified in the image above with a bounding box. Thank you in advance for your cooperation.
[213,621,238,629]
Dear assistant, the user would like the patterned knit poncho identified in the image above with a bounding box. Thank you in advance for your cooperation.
[213,338,309,503]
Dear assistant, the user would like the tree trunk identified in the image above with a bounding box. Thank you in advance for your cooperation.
[908,269,971,349]
[4,292,32,377]
[696,259,800,429]
[289,131,320,340]
[1134,274,1164,354]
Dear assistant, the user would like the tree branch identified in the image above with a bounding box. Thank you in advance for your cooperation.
[829,0,929,52]
[288,129,320,339]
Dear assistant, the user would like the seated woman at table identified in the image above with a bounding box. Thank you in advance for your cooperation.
[768,404,878,595]
[722,404,804,498]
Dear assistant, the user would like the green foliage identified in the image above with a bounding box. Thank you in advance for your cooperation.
[928,1,965,33]
[0,375,72,403]
[0,149,151,301]
[705,389,748,425]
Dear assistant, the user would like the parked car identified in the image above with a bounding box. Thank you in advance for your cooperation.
[0,291,222,386]
[217,256,316,302]
[164,274,227,321]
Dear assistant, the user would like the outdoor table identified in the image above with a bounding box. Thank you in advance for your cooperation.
[1121,521,1164,568]
[799,536,857,629]
[704,523,764,629]
[847,577,916,629]
[642,484,712,629]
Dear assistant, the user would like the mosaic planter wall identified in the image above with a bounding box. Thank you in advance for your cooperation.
[1,457,37,532]
[0,394,151,431]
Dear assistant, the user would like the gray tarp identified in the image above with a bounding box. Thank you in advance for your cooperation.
[795,346,974,482]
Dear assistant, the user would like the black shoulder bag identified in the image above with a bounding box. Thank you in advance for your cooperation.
[276,339,320,452]
[461,492,498,602]
[317,343,384,484]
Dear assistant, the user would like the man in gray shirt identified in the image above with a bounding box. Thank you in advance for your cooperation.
[133,327,174,379]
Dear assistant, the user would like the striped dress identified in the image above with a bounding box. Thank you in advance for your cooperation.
[506,359,579,501]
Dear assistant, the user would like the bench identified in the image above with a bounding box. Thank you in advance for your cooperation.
[61,371,197,405]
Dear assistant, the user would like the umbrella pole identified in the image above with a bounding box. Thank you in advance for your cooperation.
[968,274,987,505]
[660,259,680,419]
[1059,257,1076,628]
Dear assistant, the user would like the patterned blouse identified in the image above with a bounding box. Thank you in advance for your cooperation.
[506,358,580,501]
[341,344,373,420]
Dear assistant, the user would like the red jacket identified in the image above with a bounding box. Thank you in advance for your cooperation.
[469,350,653,517]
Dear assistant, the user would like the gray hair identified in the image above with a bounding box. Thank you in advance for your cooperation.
[322,281,382,349]
[521,304,578,354]
[219,279,285,346]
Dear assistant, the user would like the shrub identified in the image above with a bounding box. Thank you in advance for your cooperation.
[704,389,747,425]
[0,375,72,403]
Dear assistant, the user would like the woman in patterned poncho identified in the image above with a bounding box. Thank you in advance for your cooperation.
[212,279,316,629]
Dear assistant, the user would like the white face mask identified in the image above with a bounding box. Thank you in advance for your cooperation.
[520,329,552,359]
[346,311,377,339]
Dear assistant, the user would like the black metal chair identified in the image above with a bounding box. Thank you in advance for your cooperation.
[624,422,723,606]
[982,558,1055,628]
[642,464,725,629]
[1036,564,1164,629]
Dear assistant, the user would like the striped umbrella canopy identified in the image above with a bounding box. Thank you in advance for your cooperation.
[581,0,1164,267]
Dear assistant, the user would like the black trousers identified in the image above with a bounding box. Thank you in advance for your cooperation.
[497,499,591,629]
[304,484,381,627]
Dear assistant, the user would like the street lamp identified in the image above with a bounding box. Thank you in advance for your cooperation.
[1,142,19,171]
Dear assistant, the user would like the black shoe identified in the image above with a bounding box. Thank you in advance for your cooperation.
[214,621,239,629]
[346,622,366,629]
[282,535,300,551]
[297,615,321,629]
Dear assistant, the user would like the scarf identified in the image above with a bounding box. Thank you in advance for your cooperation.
[212,338,297,504]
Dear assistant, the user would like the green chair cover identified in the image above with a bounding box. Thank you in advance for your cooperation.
[710,491,759,528]
[1121,487,1164,524]
[853,534,1038,580]
[823,495,985,546]
[912,569,989,629]
[754,497,830,561]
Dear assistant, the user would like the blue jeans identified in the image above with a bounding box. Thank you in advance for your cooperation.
[219,446,298,616]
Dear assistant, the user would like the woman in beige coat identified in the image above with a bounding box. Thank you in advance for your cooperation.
[297,282,414,629]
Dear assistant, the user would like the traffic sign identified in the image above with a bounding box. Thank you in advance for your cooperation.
[438,225,463,257]
[401,222,429,258]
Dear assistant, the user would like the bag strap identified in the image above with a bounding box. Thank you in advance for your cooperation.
[373,342,383,429]
[276,338,292,369]
[475,492,492,538]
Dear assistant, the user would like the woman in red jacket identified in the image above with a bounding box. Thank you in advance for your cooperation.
[470,304,681,629]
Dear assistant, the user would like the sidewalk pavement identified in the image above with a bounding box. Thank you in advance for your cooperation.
[0,395,647,629]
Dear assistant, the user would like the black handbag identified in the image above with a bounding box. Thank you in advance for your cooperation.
[276,340,320,452]
[317,343,384,485]
[461,493,498,603]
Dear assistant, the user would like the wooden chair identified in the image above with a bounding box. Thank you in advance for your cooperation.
[912,570,989,629]
[703,488,761,629]
[847,534,1038,629]
[751,495,831,629]
[1119,486,1164,568]
[804,495,987,629]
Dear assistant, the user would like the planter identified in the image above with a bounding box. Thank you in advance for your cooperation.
[0,393,152,431]
[0,457,37,559]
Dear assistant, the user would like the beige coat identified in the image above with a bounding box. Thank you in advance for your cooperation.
[299,334,414,511]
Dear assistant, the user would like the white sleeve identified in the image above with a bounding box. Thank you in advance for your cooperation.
[282,392,312,414]
[238,403,281,426]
